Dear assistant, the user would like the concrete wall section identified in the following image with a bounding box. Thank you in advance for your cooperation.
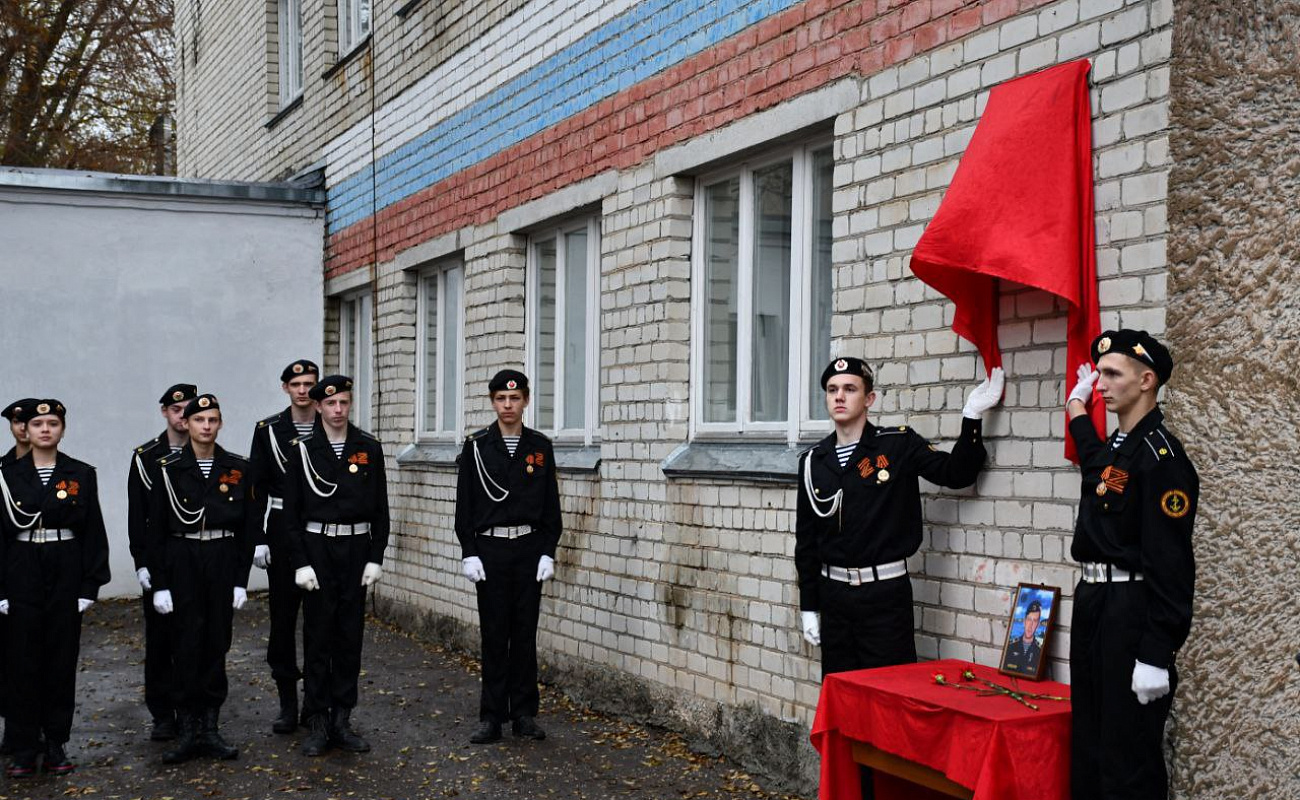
[0,170,325,597]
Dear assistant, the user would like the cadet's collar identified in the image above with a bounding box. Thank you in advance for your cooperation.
[1112,406,1164,456]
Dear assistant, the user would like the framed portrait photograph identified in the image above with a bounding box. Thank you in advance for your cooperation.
[999,583,1061,681]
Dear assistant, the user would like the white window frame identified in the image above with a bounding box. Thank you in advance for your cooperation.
[338,0,370,54]
[525,216,601,445]
[415,259,466,441]
[338,290,373,429]
[277,0,303,105]
[689,139,835,444]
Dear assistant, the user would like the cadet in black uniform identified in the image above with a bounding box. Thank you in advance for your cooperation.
[248,359,319,734]
[455,370,562,745]
[0,398,35,756]
[126,383,196,741]
[795,357,1004,674]
[1065,330,1197,800]
[0,400,111,777]
[146,394,254,763]
[282,374,388,756]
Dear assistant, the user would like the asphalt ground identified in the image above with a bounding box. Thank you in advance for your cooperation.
[0,595,804,800]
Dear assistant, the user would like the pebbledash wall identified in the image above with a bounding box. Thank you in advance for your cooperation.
[173,0,1217,793]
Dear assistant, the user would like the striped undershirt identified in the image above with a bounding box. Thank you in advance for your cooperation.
[294,421,313,437]
[835,441,858,468]
[36,466,55,485]
[170,445,183,453]
[1112,431,1128,450]
[503,435,520,457]
[331,441,346,458]
[197,458,213,478]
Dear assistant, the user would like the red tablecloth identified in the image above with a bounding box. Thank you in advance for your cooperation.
[810,660,1071,800]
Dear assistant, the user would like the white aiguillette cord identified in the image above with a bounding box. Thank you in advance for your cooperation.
[161,465,205,526]
[802,450,842,519]
[298,440,338,498]
[0,470,41,531]
[269,426,288,473]
[473,440,509,503]
[135,452,154,491]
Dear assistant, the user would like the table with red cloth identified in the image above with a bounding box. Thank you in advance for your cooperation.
[811,660,1071,800]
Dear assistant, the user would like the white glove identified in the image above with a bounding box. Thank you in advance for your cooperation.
[1068,364,1100,407]
[232,586,247,610]
[462,556,486,583]
[801,611,821,646]
[362,562,383,587]
[962,366,1006,419]
[153,589,174,614]
[78,598,94,613]
[253,545,271,569]
[536,555,555,582]
[1132,660,1171,705]
[295,566,320,591]
[137,567,152,590]
[0,599,9,615]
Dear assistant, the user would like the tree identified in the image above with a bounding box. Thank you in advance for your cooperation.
[0,0,174,174]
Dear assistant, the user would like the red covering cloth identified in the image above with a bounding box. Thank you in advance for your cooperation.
[811,660,1071,800]
[909,60,1104,462]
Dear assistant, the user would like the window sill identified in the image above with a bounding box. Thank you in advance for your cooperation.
[265,93,303,130]
[660,440,816,484]
[322,35,372,80]
[393,441,601,473]
[552,443,600,474]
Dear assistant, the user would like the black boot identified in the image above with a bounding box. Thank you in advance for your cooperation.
[511,715,546,740]
[42,741,75,775]
[328,707,370,753]
[468,720,502,744]
[5,749,37,778]
[300,713,330,757]
[198,709,238,760]
[151,713,178,741]
[162,713,201,764]
[272,681,299,735]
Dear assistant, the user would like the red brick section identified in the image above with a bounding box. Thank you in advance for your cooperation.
[326,0,1054,278]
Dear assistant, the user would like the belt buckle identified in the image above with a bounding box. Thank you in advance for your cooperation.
[847,567,862,587]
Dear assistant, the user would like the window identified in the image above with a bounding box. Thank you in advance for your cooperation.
[339,291,373,428]
[417,259,465,439]
[339,0,371,54]
[691,142,834,440]
[526,217,600,443]
[278,0,303,104]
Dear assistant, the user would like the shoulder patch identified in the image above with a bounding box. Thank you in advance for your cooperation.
[224,452,250,464]
[134,437,164,454]
[1160,489,1191,519]
[877,426,909,436]
[1144,429,1178,461]
[357,428,379,442]
[465,427,491,443]
[289,435,310,447]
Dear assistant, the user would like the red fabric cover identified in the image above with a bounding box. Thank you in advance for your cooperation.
[810,660,1072,800]
[909,60,1104,462]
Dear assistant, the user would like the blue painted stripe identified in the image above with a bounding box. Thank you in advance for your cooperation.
[328,0,803,235]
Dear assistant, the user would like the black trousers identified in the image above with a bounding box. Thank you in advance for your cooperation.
[142,589,176,720]
[3,540,83,748]
[1071,581,1176,800]
[819,574,917,800]
[265,510,304,684]
[301,532,368,718]
[166,537,236,712]
[474,535,544,724]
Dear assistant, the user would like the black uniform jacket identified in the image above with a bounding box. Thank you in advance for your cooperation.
[795,417,986,612]
[455,423,562,560]
[1003,637,1041,673]
[281,420,390,570]
[247,407,302,545]
[127,432,171,571]
[0,446,18,467]
[145,444,256,591]
[0,452,111,600]
[1069,407,1197,669]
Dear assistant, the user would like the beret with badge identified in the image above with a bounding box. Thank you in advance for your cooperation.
[2,398,40,422]
[158,383,199,407]
[819,357,875,391]
[309,374,354,401]
[16,399,66,423]
[1091,329,1173,385]
[488,369,529,394]
[183,393,220,418]
[280,359,320,383]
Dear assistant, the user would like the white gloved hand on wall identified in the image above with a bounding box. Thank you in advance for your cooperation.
[962,367,1006,419]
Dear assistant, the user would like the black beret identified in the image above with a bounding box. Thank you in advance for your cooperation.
[1091,329,1173,385]
[17,399,66,423]
[309,374,354,401]
[158,383,199,406]
[1026,600,1042,615]
[820,357,874,390]
[280,359,320,383]
[183,393,220,418]
[488,369,529,394]
[2,398,39,422]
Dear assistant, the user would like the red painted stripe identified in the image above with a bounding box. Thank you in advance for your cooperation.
[326,0,1053,277]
